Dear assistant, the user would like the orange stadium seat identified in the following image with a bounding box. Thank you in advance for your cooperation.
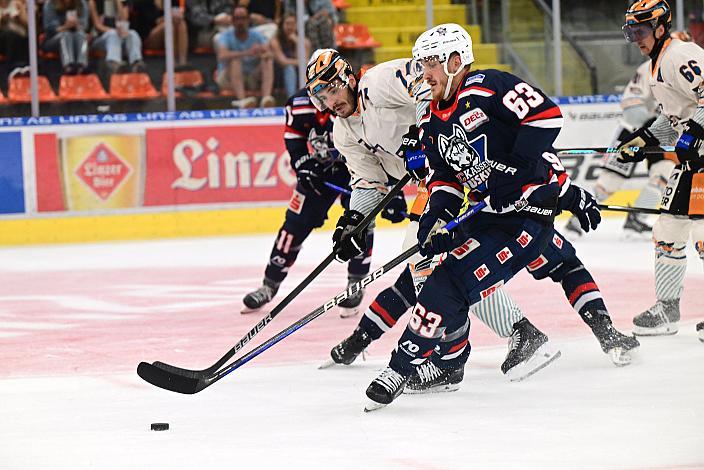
[109,72,160,99]
[59,74,110,101]
[8,75,59,103]
[335,24,381,49]
[332,0,350,9]
[161,69,213,97]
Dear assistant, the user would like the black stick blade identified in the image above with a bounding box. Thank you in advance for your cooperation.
[137,362,203,394]
[152,361,208,379]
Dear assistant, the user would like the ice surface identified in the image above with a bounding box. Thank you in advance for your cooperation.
[1,218,702,469]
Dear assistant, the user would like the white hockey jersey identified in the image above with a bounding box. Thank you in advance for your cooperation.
[621,60,656,114]
[333,59,425,190]
[648,37,704,131]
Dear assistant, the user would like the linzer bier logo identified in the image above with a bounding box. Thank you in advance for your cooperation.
[75,143,132,200]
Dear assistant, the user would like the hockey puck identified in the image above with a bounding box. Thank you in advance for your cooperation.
[150,423,169,431]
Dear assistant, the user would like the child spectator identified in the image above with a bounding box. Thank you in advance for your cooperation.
[270,13,309,96]
[216,5,275,108]
[0,0,29,71]
[89,0,146,74]
[42,0,90,74]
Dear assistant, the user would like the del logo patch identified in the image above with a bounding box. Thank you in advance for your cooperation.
[459,108,489,132]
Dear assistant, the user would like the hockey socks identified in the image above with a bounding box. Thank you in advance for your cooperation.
[359,266,416,340]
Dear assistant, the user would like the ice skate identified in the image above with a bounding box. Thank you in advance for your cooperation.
[502,318,561,382]
[583,310,640,366]
[633,299,680,336]
[563,215,584,241]
[405,359,464,394]
[338,277,365,318]
[697,321,704,342]
[364,367,409,412]
[319,327,371,369]
[241,279,279,313]
[621,212,652,240]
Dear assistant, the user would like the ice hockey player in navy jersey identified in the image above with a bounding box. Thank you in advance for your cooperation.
[243,88,386,315]
[364,24,639,410]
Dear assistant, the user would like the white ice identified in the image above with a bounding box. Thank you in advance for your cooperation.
[1,218,703,469]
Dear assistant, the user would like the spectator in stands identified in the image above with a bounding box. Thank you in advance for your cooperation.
[240,0,279,40]
[42,0,90,74]
[89,0,146,74]
[186,0,232,51]
[216,5,275,108]
[0,0,29,71]
[130,0,188,66]
[689,9,704,48]
[271,13,309,96]
[284,0,335,51]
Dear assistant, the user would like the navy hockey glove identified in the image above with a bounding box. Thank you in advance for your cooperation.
[617,127,659,163]
[332,210,368,262]
[559,184,601,232]
[380,192,407,223]
[674,119,704,162]
[294,156,326,195]
[396,125,428,181]
[417,206,457,257]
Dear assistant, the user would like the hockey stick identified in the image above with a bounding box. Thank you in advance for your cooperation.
[137,201,487,394]
[146,174,412,380]
[323,181,352,195]
[597,204,661,215]
[555,146,674,156]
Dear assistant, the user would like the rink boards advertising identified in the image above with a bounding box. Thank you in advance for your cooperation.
[0,95,644,244]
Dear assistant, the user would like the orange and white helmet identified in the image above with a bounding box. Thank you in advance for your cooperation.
[623,0,672,42]
[305,48,353,111]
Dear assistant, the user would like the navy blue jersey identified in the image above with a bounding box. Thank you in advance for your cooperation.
[284,88,337,171]
[419,69,568,216]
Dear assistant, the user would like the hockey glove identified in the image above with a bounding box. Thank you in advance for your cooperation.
[417,206,457,257]
[675,119,704,162]
[380,192,407,223]
[295,156,326,195]
[616,127,659,163]
[396,125,429,181]
[332,210,368,262]
[559,184,601,232]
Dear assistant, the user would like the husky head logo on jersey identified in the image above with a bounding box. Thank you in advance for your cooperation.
[438,124,481,170]
[309,128,339,163]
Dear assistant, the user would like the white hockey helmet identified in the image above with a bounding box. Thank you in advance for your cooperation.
[412,24,474,100]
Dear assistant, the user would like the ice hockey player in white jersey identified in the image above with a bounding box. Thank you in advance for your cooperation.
[565,33,689,240]
[618,0,704,340]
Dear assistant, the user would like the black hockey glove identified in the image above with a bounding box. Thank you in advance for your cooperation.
[616,127,659,164]
[295,156,326,195]
[380,192,407,223]
[559,184,601,232]
[396,125,429,181]
[674,119,704,162]
[417,206,457,257]
[332,210,368,262]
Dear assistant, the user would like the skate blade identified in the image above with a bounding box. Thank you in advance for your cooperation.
[240,306,264,314]
[608,347,633,367]
[318,358,338,370]
[403,383,461,395]
[339,306,361,318]
[363,400,388,412]
[506,344,561,382]
[632,324,678,336]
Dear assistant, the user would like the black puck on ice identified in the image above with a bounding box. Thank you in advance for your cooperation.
[150,423,169,431]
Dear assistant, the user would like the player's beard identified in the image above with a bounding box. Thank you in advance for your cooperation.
[332,87,356,118]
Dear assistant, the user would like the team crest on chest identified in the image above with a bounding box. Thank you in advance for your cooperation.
[437,124,486,171]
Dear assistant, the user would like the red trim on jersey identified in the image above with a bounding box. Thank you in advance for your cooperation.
[428,180,463,193]
[422,349,435,358]
[556,172,569,187]
[568,282,599,305]
[448,339,469,354]
[462,86,495,96]
[369,301,396,327]
[521,106,562,124]
[284,126,306,137]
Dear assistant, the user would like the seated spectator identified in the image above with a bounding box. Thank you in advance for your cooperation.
[0,0,29,71]
[284,0,335,51]
[216,5,275,108]
[185,0,232,50]
[271,13,309,97]
[130,0,188,66]
[42,0,90,74]
[89,0,146,74]
[239,0,278,40]
[689,10,704,48]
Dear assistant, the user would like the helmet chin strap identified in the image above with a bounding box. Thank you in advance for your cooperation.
[442,59,463,101]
